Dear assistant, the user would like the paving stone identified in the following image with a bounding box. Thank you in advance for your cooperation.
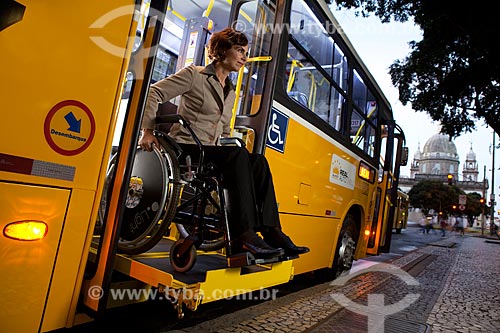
[167,234,500,333]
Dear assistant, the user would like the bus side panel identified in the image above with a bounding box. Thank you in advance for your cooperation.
[41,189,95,332]
[278,214,337,274]
[265,104,374,274]
[0,182,70,333]
[0,0,135,190]
[0,1,138,331]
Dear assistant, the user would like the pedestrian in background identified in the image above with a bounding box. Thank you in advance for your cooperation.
[455,215,465,236]
[440,218,447,237]
[426,215,436,234]
[419,217,426,234]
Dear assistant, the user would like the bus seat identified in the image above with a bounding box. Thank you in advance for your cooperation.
[288,91,308,108]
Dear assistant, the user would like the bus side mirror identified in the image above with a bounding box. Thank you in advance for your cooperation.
[400,147,409,166]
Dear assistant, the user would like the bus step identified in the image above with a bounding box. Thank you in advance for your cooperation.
[228,252,288,267]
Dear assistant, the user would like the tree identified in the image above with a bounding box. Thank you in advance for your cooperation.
[408,180,463,216]
[332,0,500,138]
[463,192,486,227]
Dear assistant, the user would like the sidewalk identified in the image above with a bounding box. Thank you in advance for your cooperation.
[169,234,500,332]
[309,234,500,333]
[425,235,500,332]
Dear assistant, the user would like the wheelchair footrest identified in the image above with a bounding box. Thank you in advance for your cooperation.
[227,252,297,267]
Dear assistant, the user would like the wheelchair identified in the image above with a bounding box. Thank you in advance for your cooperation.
[109,114,286,273]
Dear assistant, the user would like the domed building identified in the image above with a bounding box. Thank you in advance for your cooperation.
[409,133,460,180]
[399,132,488,226]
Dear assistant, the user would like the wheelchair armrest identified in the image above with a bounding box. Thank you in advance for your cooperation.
[155,114,205,167]
[155,114,203,148]
[219,137,246,148]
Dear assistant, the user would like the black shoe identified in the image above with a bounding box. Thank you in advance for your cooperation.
[233,231,285,259]
[263,227,310,256]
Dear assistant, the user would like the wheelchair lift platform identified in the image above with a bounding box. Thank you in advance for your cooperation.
[110,238,295,317]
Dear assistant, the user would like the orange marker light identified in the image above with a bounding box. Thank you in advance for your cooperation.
[364,229,371,236]
[359,166,370,180]
[3,221,48,241]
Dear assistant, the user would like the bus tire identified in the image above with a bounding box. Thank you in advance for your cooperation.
[118,136,181,255]
[331,215,358,278]
[395,228,402,234]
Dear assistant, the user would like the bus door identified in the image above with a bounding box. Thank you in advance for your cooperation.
[80,0,169,318]
[366,123,395,255]
[381,130,407,251]
[228,0,278,152]
[367,124,407,254]
[83,0,294,320]
[394,190,409,233]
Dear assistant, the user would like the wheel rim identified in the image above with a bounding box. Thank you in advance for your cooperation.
[115,137,181,255]
[338,229,356,270]
[170,239,196,272]
[119,146,169,243]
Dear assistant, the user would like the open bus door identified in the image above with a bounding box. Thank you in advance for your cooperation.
[82,0,293,322]
[80,0,170,318]
[366,123,407,255]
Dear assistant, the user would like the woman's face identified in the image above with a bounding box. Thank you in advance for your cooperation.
[220,44,249,72]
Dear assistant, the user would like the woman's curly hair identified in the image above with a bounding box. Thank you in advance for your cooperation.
[207,27,248,62]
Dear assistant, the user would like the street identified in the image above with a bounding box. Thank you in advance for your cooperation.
[62,224,458,333]
[390,223,450,255]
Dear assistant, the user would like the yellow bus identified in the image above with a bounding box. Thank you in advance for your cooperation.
[0,0,407,331]
[393,190,410,234]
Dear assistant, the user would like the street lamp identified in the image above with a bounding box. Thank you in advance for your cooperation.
[490,131,496,235]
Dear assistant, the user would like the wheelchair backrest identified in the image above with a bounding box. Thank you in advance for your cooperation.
[156,101,178,134]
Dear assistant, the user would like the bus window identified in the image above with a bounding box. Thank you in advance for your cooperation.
[353,70,367,110]
[151,48,177,83]
[234,0,276,116]
[284,0,348,130]
[351,108,377,157]
[350,70,378,157]
[290,1,333,73]
[289,1,348,91]
[333,44,348,92]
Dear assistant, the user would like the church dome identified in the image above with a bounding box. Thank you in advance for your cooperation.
[421,133,459,161]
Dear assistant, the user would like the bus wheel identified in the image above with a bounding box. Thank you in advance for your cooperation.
[332,215,358,278]
[395,228,402,234]
[170,238,197,273]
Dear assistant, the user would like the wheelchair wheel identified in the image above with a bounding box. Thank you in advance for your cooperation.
[118,137,181,255]
[170,238,197,273]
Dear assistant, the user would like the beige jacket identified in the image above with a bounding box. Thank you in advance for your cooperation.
[142,63,235,145]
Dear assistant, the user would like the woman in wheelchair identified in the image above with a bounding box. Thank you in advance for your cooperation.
[138,28,309,259]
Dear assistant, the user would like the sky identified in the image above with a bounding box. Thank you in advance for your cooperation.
[331,8,499,211]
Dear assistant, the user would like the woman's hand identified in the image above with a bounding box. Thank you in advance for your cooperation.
[138,129,159,152]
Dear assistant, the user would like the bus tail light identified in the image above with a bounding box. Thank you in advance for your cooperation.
[3,221,48,241]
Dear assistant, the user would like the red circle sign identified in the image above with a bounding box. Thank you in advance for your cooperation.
[44,100,96,156]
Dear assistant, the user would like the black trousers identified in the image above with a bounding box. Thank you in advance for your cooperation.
[178,144,280,237]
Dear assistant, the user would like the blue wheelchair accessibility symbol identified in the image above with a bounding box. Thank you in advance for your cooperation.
[266,108,289,153]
